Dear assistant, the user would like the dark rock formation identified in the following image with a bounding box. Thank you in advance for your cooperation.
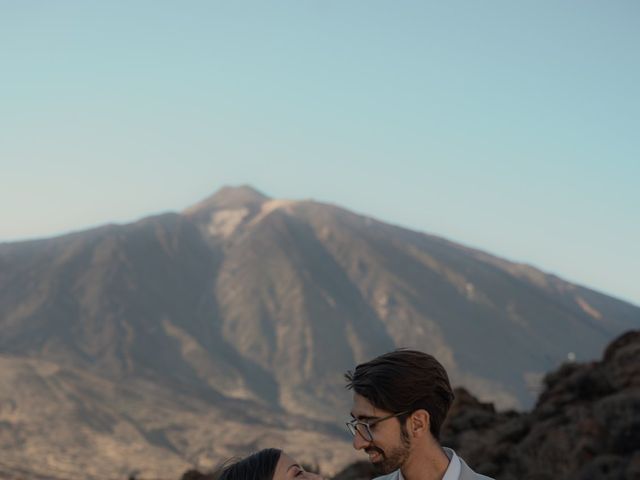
[439,330,640,480]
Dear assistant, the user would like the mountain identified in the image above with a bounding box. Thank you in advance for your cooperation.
[0,185,638,478]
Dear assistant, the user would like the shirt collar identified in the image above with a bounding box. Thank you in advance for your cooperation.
[442,447,461,480]
[396,448,461,480]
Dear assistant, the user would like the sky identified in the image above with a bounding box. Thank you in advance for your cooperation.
[1,1,639,306]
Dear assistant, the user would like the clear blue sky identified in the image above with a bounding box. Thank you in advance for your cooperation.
[2,1,639,306]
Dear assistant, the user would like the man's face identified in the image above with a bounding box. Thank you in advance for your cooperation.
[349,393,411,474]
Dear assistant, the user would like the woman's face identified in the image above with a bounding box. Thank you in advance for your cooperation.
[272,452,320,480]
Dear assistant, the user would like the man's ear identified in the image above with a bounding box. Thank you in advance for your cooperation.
[408,409,430,438]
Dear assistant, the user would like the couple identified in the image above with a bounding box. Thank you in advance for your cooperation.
[219,350,493,480]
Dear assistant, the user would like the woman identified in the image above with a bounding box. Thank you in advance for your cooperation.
[217,448,323,480]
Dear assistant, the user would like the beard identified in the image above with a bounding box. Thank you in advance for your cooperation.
[367,426,411,475]
[370,444,410,475]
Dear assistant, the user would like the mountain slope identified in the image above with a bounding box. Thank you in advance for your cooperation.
[0,185,637,477]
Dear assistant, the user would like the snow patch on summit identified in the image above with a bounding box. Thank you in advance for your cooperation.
[207,208,249,238]
[248,199,298,226]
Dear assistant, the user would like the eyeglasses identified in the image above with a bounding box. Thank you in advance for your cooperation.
[346,411,410,442]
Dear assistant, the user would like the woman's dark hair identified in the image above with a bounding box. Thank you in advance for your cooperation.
[345,349,454,440]
[217,448,282,480]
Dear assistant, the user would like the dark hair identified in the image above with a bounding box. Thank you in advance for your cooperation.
[217,448,282,480]
[345,349,454,440]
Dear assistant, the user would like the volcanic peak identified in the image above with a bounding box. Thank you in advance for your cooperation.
[183,185,270,216]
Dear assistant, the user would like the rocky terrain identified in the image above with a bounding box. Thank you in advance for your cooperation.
[0,185,638,478]
[439,330,640,479]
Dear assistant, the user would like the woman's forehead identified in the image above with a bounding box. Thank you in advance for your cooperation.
[273,451,300,479]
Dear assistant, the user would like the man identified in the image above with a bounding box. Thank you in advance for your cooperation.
[345,350,492,480]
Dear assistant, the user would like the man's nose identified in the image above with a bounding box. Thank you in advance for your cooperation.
[352,430,370,450]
